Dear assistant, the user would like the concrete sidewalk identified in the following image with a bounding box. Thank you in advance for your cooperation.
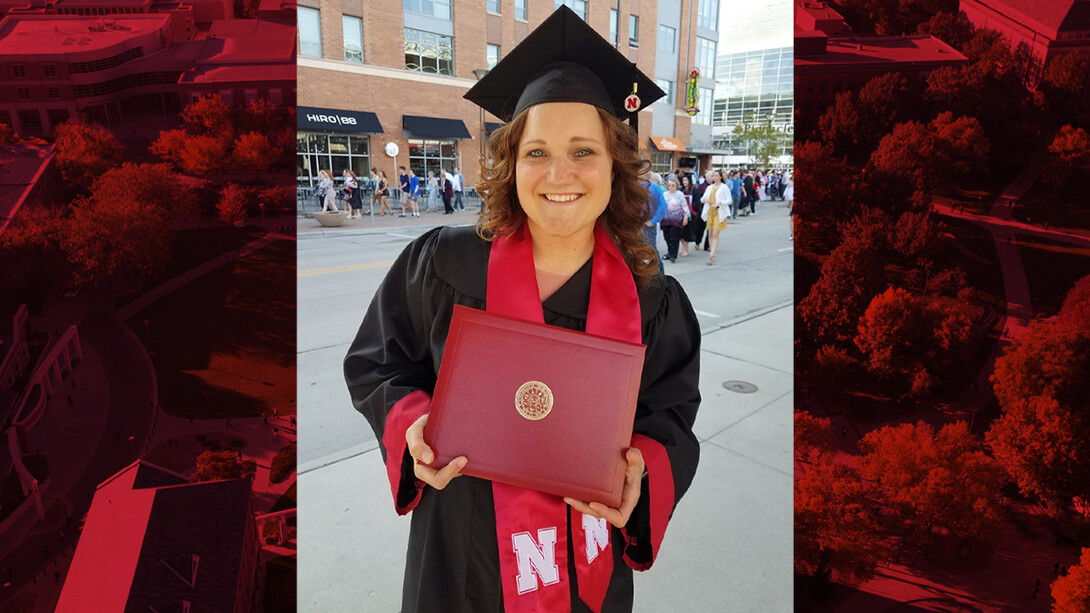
[297,304,794,612]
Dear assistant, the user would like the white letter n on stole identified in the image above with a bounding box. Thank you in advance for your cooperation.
[511,528,560,594]
[582,514,610,563]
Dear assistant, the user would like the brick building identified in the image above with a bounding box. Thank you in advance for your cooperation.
[794,0,967,119]
[960,0,1090,99]
[296,0,724,192]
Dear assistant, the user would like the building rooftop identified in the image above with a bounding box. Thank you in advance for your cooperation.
[795,34,968,68]
[0,13,170,55]
[56,460,253,613]
[177,18,294,83]
[964,0,1090,36]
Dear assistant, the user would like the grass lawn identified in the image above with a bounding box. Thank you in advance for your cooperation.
[263,555,296,613]
[1012,181,1090,239]
[130,240,295,419]
[1015,234,1090,317]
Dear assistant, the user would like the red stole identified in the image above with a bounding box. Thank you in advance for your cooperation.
[486,223,642,613]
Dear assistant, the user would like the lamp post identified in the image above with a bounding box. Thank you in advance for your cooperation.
[473,68,489,162]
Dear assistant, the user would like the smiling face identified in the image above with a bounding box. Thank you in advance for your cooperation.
[515,103,613,243]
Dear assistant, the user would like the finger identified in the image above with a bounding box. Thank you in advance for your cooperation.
[564,497,600,519]
[432,456,467,488]
[405,415,433,464]
[588,502,626,528]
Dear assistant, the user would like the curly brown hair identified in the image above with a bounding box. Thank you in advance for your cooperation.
[475,106,660,286]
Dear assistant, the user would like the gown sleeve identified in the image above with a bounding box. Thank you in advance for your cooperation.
[344,228,444,515]
[621,277,702,570]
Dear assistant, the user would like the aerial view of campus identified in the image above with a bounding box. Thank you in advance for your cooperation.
[793,0,1090,610]
[0,0,297,609]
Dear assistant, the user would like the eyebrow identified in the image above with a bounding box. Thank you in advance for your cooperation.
[521,137,603,146]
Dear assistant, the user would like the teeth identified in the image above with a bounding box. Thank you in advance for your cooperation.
[543,194,580,202]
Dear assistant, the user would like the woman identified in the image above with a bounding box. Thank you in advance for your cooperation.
[376,170,394,216]
[343,169,362,219]
[700,169,731,265]
[425,170,439,212]
[679,174,702,257]
[317,169,337,213]
[659,177,689,262]
[439,169,454,214]
[344,7,700,612]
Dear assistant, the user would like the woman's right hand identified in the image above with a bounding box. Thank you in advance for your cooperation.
[406,414,467,490]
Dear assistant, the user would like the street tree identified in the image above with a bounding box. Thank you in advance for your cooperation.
[1040,53,1089,116]
[0,205,68,310]
[795,457,885,583]
[61,195,170,291]
[991,314,1090,412]
[149,129,188,167]
[181,94,234,142]
[795,411,834,464]
[191,450,255,482]
[792,141,855,256]
[1048,125,1090,191]
[985,395,1090,506]
[1051,547,1090,613]
[798,210,889,347]
[916,11,974,50]
[818,91,858,156]
[858,421,1005,549]
[856,72,913,150]
[90,163,188,217]
[834,0,957,35]
[232,132,279,173]
[178,135,229,175]
[53,119,125,197]
[217,183,250,224]
[732,114,788,168]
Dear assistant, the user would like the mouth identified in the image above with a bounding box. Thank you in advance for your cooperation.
[541,193,583,203]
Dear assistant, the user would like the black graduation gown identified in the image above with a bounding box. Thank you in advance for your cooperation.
[344,226,701,613]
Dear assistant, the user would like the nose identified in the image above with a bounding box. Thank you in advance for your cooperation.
[545,156,577,184]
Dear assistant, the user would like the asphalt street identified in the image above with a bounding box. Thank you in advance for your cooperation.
[296,201,794,611]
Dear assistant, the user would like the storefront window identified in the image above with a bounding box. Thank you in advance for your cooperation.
[408,138,458,179]
[297,132,371,188]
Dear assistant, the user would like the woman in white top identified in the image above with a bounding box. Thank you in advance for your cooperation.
[343,169,361,218]
[700,169,732,265]
[318,169,338,213]
[425,170,439,212]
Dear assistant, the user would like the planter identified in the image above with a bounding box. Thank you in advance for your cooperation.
[314,211,349,227]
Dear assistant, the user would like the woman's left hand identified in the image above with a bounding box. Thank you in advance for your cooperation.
[564,447,644,528]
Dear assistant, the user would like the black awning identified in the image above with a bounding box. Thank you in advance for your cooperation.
[403,115,472,139]
[298,106,382,133]
[485,122,504,134]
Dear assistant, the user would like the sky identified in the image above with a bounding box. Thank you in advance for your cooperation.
[717,0,793,55]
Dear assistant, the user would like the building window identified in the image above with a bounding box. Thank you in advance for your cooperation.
[299,7,322,58]
[555,0,586,20]
[486,0,499,13]
[650,151,672,175]
[17,87,30,99]
[694,88,713,125]
[13,65,26,77]
[404,0,452,20]
[487,44,501,70]
[515,0,526,20]
[68,47,143,73]
[47,108,70,127]
[696,37,716,81]
[697,0,717,30]
[405,29,454,76]
[44,64,56,77]
[629,15,639,47]
[18,110,41,130]
[609,9,618,44]
[297,132,371,188]
[658,25,675,54]
[656,79,674,105]
[48,87,60,98]
[408,139,458,181]
[343,15,363,63]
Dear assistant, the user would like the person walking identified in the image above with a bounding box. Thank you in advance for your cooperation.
[376,170,394,216]
[680,174,703,257]
[425,170,439,213]
[406,167,421,217]
[343,169,362,218]
[317,170,338,213]
[452,167,465,210]
[398,166,411,217]
[701,169,731,265]
[660,177,690,261]
[439,168,454,214]
[642,172,667,272]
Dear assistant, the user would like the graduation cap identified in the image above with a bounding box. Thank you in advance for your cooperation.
[464,5,664,128]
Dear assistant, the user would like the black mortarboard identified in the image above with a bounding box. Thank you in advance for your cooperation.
[464,5,664,125]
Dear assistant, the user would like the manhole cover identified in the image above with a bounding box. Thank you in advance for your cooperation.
[722,380,758,394]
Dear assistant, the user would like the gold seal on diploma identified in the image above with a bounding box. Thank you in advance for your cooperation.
[515,381,553,420]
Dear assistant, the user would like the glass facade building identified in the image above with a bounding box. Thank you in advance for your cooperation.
[711,46,794,163]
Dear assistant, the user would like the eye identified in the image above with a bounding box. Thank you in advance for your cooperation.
[574,148,594,157]
[524,149,546,158]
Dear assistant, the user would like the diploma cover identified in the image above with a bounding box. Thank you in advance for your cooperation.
[424,304,646,507]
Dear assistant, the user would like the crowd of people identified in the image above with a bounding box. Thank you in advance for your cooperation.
[645,167,793,266]
[313,164,793,256]
[314,166,470,218]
